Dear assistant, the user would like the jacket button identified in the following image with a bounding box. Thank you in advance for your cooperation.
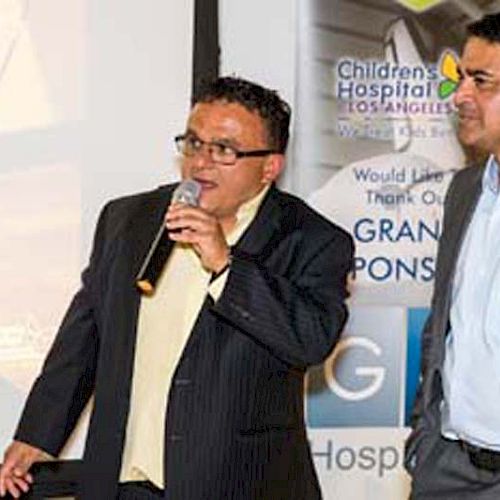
[174,378,191,386]
[168,434,183,442]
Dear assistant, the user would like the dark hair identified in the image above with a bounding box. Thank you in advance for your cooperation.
[467,13,500,43]
[194,76,291,154]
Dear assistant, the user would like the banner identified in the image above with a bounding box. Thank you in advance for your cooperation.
[294,1,468,498]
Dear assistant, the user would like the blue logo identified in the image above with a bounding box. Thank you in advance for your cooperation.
[306,306,406,427]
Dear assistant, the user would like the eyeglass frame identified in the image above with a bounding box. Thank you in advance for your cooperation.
[174,133,278,166]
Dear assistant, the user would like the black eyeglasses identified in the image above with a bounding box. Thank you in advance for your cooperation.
[174,134,277,166]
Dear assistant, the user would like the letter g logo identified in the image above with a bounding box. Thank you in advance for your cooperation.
[324,337,385,401]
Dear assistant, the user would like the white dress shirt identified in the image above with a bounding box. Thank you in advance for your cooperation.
[441,156,500,450]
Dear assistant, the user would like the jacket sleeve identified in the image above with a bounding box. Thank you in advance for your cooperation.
[212,229,354,369]
[14,203,112,456]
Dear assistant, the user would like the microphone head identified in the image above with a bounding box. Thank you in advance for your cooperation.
[172,179,201,206]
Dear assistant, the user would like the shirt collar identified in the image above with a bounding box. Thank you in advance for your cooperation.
[236,184,270,225]
[483,155,500,195]
[226,184,271,246]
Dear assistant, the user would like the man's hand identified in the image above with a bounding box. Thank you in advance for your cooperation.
[0,441,43,498]
[165,204,230,273]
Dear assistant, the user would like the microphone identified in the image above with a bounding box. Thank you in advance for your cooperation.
[135,179,201,295]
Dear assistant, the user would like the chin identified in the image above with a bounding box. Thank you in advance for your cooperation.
[197,191,209,207]
[199,200,213,212]
[458,132,480,148]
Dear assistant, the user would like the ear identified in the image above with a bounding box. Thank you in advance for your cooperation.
[261,154,285,184]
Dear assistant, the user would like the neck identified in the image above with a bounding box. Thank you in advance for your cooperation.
[219,215,238,235]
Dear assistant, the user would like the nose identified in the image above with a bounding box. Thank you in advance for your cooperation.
[190,143,215,170]
[453,76,473,108]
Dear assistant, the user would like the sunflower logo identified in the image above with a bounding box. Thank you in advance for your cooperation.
[438,51,460,99]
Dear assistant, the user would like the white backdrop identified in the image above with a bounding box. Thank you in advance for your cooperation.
[0,0,193,458]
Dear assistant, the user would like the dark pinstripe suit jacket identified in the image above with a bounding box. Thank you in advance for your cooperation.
[15,183,354,500]
[405,165,484,475]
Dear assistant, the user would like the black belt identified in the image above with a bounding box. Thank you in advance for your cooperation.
[458,440,500,472]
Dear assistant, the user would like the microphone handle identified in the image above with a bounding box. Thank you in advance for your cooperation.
[135,224,172,295]
[135,179,201,295]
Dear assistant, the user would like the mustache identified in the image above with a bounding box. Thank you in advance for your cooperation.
[455,103,477,118]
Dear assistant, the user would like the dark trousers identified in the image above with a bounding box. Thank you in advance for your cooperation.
[116,481,165,500]
[410,435,500,499]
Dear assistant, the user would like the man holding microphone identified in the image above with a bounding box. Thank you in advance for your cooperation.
[0,77,353,499]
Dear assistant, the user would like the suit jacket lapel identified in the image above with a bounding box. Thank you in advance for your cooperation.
[233,185,283,256]
[440,166,484,331]
[127,186,176,282]
[120,185,176,339]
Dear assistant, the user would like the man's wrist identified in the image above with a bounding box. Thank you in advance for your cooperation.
[210,251,232,283]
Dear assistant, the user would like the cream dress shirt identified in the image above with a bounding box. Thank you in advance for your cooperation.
[119,185,269,488]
